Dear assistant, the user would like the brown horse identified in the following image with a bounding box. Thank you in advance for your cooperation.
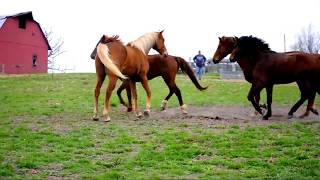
[225,36,320,119]
[94,31,167,122]
[213,36,317,117]
[116,54,208,114]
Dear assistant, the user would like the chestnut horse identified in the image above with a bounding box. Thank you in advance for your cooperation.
[91,43,207,114]
[94,32,167,122]
[214,36,319,120]
[116,54,208,114]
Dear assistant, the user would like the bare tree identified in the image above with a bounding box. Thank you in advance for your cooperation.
[291,24,320,54]
[43,28,69,72]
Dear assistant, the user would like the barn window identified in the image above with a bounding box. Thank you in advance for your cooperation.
[18,17,26,29]
[32,54,37,67]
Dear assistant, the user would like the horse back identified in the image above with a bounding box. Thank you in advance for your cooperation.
[147,55,178,79]
[122,46,149,76]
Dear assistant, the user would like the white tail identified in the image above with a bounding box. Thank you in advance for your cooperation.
[97,43,128,79]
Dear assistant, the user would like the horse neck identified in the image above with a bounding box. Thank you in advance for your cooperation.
[236,56,257,82]
[129,33,157,55]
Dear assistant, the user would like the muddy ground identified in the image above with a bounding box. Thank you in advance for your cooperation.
[132,105,320,126]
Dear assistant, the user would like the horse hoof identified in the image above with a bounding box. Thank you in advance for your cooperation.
[136,112,143,119]
[92,115,99,121]
[287,114,294,119]
[93,117,99,121]
[311,109,319,115]
[160,100,168,111]
[298,114,308,119]
[144,110,150,117]
[103,115,111,122]
[180,104,188,114]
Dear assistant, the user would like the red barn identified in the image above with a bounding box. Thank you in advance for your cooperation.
[0,11,51,74]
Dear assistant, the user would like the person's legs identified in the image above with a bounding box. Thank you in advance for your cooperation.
[196,66,200,80]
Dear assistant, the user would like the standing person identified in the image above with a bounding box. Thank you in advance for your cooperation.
[193,50,207,80]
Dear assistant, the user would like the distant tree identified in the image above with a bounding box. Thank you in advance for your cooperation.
[291,24,320,54]
[43,28,68,72]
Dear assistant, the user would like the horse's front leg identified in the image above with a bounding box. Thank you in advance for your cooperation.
[263,85,273,120]
[140,76,152,117]
[247,83,264,118]
[129,80,142,118]
[116,80,133,112]
[103,75,118,122]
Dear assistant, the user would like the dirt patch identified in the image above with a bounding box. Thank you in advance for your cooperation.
[143,105,320,126]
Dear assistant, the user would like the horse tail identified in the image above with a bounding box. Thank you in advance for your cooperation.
[175,56,208,91]
[97,43,128,79]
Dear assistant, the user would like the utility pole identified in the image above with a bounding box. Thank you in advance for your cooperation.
[283,33,286,52]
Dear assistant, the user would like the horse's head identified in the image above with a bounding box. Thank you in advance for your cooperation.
[153,30,168,55]
[212,36,237,64]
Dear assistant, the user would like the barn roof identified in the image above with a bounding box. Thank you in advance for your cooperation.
[0,11,51,50]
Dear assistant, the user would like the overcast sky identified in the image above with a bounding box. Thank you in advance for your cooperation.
[1,0,320,72]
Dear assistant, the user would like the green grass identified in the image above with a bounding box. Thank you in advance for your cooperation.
[0,73,319,179]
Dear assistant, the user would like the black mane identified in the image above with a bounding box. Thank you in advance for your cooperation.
[237,36,272,53]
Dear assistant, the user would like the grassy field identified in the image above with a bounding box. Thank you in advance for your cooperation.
[0,73,319,179]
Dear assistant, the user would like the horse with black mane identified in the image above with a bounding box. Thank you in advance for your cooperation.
[225,36,319,119]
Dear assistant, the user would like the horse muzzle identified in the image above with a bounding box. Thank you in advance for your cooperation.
[212,59,220,64]
[229,57,236,62]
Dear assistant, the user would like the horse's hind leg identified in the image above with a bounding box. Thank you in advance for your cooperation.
[299,91,318,118]
[103,75,118,122]
[93,61,106,121]
[160,91,174,111]
[175,86,188,114]
[160,77,174,111]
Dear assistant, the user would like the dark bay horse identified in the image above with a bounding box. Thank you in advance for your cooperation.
[94,32,168,122]
[212,36,319,119]
[116,54,208,114]
[227,36,320,119]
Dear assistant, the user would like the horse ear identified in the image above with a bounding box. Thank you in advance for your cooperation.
[218,37,221,41]
[100,35,106,43]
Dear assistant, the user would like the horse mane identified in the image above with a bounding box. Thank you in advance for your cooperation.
[100,35,122,44]
[237,36,272,53]
[127,32,158,55]
[90,35,122,60]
